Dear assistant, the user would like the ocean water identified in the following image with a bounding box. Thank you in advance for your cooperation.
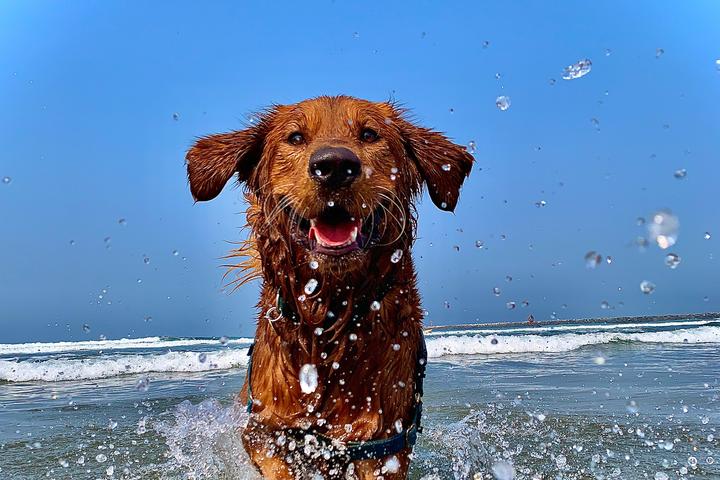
[0,318,718,479]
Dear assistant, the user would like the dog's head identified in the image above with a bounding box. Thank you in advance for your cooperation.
[187,96,472,281]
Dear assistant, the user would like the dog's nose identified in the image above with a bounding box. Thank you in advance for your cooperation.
[309,147,361,188]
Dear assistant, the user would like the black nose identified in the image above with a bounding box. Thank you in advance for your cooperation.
[309,147,361,188]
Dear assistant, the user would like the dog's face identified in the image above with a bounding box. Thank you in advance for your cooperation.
[187,96,472,277]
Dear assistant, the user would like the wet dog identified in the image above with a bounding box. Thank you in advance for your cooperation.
[187,96,472,479]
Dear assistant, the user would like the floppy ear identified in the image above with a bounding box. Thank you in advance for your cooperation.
[186,123,266,202]
[396,118,474,212]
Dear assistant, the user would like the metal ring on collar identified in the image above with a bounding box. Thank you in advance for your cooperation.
[264,306,284,322]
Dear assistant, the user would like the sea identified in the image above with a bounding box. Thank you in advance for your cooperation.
[0,316,718,479]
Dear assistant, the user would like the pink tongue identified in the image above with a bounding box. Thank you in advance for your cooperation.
[310,220,356,246]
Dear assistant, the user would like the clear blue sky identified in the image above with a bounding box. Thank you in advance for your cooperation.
[1,1,719,343]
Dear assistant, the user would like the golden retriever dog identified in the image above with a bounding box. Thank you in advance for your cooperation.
[187,96,472,479]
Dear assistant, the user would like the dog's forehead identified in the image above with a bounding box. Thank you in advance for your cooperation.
[274,96,392,133]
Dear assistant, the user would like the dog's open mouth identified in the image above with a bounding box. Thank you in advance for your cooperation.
[288,204,382,256]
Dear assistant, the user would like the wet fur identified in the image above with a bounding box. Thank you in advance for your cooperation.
[187,96,472,479]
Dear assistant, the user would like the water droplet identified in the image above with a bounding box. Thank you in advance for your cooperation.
[648,209,679,249]
[118,218,127,226]
[636,217,646,226]
[440,201,448,209]
[198,352,207,363]
[562,58,592,80]
[144,315,152,323]
[2,176,11,184]
[640,280,656,295]
[394,419,403,433]
[327,200,335,207]
[600,300,610,309]
[390,249,403,263]
[535,200,547,208]
[605,48,612,56]
[95,453,108,463]
[492,287,501,296]
[82,324,91,333]
[506,301,516,310]
[606,256,613,264]
[491,460,516,480]
[655,48,664,59]
[664,253,681,269]
[304,279,318,295]
[309,260,319,270]
[392,343,400,351]
[654,472,668,480]
[467,140,476,154]
[349,333,358,341]
[352,31,360,39]
[626,400,638,414]
[548,78,556,85]
[59,458,69,468]
[106,466,115,476]
[673,168,687,179]
[555,454,567,469]
[482,40,490,49]
[441,163,451,172]
[219,336,229,345]
[495,95,511,111]
[505,275,512,282]
[475,240,484,248]
[172,112,179,121]
[704,231,711,240]
[370,300,381,311]
[299,364,318,393]
[143,255,150,265]
[585,251,602,269]
[135,377,149,392]
[384,455,401,474]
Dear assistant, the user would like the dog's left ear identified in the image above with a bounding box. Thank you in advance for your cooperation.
[186,117,269,202]
[396,118,474,212]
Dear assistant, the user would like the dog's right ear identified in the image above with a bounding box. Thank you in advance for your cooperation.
[186,120,268,202]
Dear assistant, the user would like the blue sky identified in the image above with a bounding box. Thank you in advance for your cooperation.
[1,1,719,343]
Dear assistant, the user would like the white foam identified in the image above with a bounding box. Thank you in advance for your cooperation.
[426,326,720,358]
[424,319,718,337]
[0,336,253,356]
[0,348,250,382]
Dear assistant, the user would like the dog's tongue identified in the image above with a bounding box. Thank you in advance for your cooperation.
[309,219,357,246]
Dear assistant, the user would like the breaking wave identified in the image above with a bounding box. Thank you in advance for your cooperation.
[0,348,250,382]
[1,321,718,383]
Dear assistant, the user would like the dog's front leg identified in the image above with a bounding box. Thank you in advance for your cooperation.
[351,451,411,479]
[251,454,294,480]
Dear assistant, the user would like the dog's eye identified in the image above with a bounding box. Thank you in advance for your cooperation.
[360,128,379,143]
[288,132,305,146]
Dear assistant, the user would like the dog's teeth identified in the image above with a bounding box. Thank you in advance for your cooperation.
[350,227,358,242]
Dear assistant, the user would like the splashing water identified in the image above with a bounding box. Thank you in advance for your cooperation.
[154,399,259,479]
[495,96,511,111]
[304,279,319,295]
[648,210,679,249]
[299,364,318,393]
[562,59,592,80]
